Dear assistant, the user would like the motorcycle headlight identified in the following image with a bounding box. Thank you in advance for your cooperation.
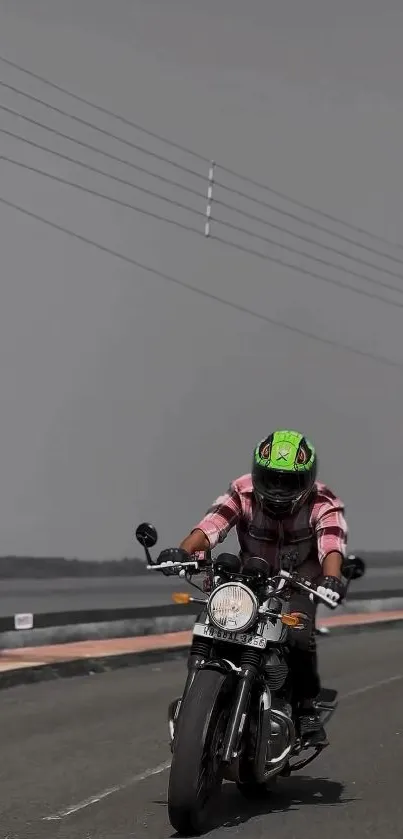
[207,583,258,632]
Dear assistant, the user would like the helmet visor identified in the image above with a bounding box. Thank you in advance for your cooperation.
[253,467,311,507]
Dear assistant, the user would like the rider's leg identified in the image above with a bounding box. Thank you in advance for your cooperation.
[287,592,327,744]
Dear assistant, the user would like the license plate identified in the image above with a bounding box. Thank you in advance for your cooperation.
[192,621,267,648]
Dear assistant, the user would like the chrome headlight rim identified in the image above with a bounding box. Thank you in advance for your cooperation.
[207,582,259,633]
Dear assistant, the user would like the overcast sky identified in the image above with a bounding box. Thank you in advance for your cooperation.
[0,0,403,557]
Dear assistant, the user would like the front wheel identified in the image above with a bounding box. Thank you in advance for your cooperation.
[168,668,232,835]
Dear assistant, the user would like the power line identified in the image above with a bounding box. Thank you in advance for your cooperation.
[4,123,403,300]
[1,51,402,257]
[0,191,402,373]
[3,78,403,277]
[0,129,203,218]
[216,164,403,256]
[211,213,403,297]
[213,183,403,269]
[1,155,203,236]
[213,197,403,282]
[3,154,403,312]
[0,103,204,200]
[209,232,403,311]
[0,52,209,164]
[3,106,402,292]
[2,62,403,314]
[0,79,207,182]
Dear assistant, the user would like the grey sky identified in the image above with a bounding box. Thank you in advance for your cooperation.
[0,0,403,557]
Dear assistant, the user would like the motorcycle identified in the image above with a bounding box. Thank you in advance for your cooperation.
[135,523,365,836]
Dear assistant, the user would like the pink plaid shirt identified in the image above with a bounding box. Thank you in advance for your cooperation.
[193,474,348,581]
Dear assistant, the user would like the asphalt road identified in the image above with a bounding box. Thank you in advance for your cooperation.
[0,565,402,615]
[0,624,402,837]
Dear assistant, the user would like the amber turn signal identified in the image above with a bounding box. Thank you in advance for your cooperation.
[172,592,191,605]
[281,611,308,629]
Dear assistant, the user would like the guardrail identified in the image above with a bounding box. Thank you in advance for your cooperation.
[3,588,403,633]
[2,602,198,632]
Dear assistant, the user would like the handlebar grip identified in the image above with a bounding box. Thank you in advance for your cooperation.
[147,560,200,573]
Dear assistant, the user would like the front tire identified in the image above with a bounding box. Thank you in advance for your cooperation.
[168,668,232,835]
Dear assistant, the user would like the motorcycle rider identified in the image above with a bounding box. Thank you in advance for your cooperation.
[177,429,347,744]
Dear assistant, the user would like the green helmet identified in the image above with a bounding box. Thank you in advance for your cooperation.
[252,430,317,518]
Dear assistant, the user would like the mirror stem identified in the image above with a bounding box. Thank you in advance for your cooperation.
[143,544,155,566]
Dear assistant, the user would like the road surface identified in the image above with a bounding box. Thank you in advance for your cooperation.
[0,564,401,615]
[1,624,402,837]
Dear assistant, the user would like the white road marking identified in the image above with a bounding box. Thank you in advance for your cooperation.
[340,673,403,699]
[42,672,403,821]
[42,759,171,821]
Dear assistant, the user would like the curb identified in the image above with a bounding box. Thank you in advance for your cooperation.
[0,645,189,691]
[1,615,403,692]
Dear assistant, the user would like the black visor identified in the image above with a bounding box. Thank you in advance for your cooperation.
[253,466,311,501]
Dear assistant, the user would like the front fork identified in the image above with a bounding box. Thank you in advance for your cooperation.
[221,659,258,763]
[168,644,276,774]
[220,647,296,778]
[167,639,258,757]
[168,638,212,749]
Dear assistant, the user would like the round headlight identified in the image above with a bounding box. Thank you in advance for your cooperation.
[207,583,258,632]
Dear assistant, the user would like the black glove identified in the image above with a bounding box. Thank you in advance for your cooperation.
[157,548,190,576]
[316,576,346,610]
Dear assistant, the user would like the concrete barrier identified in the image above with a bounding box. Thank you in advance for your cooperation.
[0,589,401,648]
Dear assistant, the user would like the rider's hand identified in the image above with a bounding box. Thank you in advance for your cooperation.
[157,548,190,576]
[316,576,346,609]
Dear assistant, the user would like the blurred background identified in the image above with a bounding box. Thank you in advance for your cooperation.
[0,0,403,569]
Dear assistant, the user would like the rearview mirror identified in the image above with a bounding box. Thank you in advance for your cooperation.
[341,554,366,580]
[135,522,158,549]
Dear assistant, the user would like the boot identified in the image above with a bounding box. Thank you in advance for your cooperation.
[298,700,328,745]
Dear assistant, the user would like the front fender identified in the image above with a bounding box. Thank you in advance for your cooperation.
[169,659,238,749]
[198,657,240,678]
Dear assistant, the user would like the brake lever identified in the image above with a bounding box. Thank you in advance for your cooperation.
[279,568,338,608]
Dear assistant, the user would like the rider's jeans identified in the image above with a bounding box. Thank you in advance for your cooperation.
[286,591,320,702]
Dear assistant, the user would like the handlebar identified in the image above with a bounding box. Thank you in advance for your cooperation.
[278,569,338,609]
[147,559,339,609]
[147,559,202,572]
